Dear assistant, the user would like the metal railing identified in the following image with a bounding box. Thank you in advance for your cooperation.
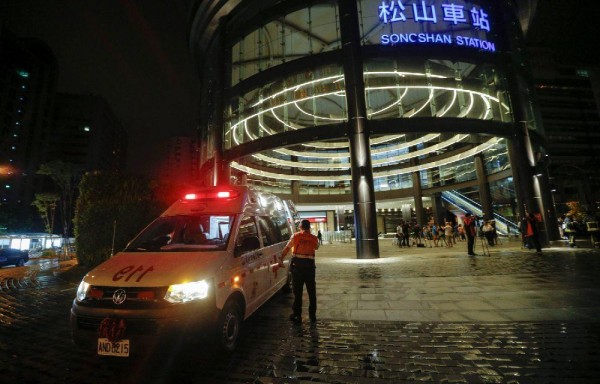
[322,230,353,244]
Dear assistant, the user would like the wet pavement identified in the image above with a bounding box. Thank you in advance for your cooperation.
[1,238,600,383]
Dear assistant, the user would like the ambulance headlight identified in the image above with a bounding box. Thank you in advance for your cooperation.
[76,280,90,301]
[165,280,209,303]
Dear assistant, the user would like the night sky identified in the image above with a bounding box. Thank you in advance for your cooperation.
[1,0,200,177]
[526,0,600,66]
[1,1,597,177]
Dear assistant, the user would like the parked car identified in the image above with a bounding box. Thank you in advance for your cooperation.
[0,248,29,267]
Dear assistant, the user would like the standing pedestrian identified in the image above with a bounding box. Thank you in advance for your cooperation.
[396,223,404,247]
[482,221,494,246]
[522,212,542,254]
[457,224,466,241]
[432,221,440,247]
[444,221,454,248]
[317,230,323,246]
[280,219,320,323]
[402,221,410,247]
[463,213,477,256]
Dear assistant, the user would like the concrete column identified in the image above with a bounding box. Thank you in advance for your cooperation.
[411,171,424,226]
[339,0,379,258]
[326,211,335,232]
[474,154,493,220]
[431,192,445,225]
[214,18,230,187]
[291,180,299,201]
[376,215,385,236]
[535,167,561,242]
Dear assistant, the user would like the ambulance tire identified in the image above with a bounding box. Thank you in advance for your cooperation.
[216,300,241,353]
[281,269,293,294]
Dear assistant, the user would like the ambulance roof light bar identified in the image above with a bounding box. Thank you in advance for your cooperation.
[184,190,240,200]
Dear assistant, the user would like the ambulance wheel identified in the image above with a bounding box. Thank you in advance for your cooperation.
[216,301,241,353]
[281,269,293,294]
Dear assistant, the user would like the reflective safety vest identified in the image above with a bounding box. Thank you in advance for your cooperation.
[287,231,319,259]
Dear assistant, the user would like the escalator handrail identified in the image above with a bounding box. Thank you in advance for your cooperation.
[441,191,519,233]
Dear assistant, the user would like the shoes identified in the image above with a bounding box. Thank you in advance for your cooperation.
[289,314,301,324]
[468,253,477,256]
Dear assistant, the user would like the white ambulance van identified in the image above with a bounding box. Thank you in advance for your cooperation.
[70,185,296,357]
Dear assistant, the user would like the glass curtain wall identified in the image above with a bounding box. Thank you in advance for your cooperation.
[226,0,513,198]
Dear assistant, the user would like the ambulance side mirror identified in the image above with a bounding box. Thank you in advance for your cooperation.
[235,236,260,256]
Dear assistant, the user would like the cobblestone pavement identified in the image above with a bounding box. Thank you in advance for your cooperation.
[1,240,599,383]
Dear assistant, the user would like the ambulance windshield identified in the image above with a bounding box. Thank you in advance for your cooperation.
[125,214,234,252]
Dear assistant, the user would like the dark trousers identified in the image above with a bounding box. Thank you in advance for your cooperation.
[467,235,475,255]
[526,235,542,252]
[401,234,409,247]
[291,259,316,319]
[485,232,494,246]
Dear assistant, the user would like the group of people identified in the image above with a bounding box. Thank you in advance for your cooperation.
[278,212,545,324]
[392,214,502,256]
[395,219,469,248]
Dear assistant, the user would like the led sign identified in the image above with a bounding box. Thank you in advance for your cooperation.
[378,0,496,52]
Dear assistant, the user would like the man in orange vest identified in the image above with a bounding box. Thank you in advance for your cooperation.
[280,219,320,323]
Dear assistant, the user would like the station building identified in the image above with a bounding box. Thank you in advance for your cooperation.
[188,0,558,257]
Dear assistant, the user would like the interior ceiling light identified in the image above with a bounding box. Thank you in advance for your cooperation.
[232,137,502,181]
[271,133,438,159]
[227,70,510,148]
[254,133,466,169]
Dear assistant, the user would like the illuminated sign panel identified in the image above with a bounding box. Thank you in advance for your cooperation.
[377,0,496,52]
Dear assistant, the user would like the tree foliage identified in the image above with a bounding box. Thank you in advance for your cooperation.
[31,193,59,234]
[74,171,165,267]
[37,160,83,237]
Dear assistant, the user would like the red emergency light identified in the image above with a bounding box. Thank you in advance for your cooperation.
[184,190,240,200]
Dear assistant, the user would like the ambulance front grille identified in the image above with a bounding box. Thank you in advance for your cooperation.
[86,286,170,309]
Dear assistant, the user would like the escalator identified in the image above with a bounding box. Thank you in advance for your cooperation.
[441,190,520,235]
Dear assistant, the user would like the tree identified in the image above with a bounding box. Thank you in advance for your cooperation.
[74,171,165,267]
[31,193,59,234]
[37,161,83,238]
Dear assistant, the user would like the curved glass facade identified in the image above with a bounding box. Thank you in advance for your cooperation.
[223,1,513,196]
[225,64,346,149]
[189,0,558,249]
[231,3,341,86]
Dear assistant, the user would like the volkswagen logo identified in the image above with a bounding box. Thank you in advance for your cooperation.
[112,289,127,305]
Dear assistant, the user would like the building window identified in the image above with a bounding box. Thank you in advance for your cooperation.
[231,3,341,86]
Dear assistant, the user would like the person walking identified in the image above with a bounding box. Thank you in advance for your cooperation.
[317,230,323,246]
[280,219,320,323]
[463,213,477,256]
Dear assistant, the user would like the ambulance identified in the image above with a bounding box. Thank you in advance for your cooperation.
[70,185,297,357]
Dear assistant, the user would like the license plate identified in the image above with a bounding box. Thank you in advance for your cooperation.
[97,338,130,357]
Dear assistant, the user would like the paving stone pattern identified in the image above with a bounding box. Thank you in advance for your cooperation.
[0,242,599,383]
